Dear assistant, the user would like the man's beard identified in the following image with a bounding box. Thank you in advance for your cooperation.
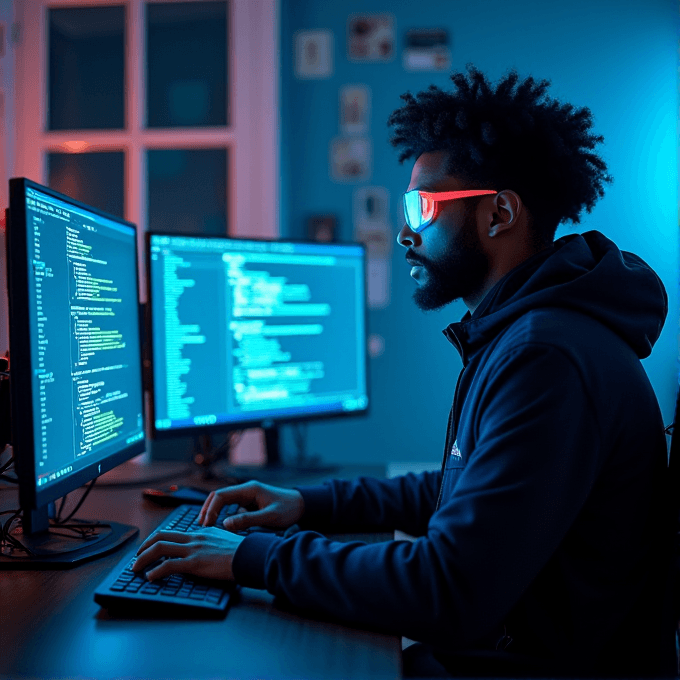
[411,210,489,311]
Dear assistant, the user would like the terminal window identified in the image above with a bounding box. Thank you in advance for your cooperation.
[26,188,144,488]
[149,236,368,431]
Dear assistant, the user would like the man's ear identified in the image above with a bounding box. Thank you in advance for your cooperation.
[488,190,523,237]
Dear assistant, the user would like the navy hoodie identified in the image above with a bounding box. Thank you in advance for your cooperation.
[233,231,676,677]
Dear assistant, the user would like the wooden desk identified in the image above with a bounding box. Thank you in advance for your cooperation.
[0,462,401,679]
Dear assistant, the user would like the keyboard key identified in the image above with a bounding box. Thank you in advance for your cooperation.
[141,584,162,593]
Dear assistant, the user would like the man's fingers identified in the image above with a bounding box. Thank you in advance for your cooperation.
[132,540,191,574]
[198,491,215,525]
[201,483,258,526]
[136,530,193,555]
[222,508,273,531]
[146,557,193,582]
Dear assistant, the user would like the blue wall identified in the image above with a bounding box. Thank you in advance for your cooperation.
[280,0,679,464]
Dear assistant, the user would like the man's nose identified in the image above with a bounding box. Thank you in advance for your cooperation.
[397,223,420,248]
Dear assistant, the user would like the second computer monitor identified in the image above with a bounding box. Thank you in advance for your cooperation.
[147,234,369,438]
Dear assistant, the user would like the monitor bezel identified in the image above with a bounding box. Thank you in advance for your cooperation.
[7,177,146,512]
[145,230,371,440]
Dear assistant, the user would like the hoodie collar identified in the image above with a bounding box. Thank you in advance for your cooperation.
[443,231,667,365]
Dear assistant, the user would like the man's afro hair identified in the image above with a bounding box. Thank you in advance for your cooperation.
[387,64,613,241]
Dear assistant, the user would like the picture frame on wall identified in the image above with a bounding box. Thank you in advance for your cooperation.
[295,29,333,79]
[403,28,451,72]
[330,137,371,182]
[340,85,371,136]
[347,14,395,62]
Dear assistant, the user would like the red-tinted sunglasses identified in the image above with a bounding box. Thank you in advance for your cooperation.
[403,189,497,232]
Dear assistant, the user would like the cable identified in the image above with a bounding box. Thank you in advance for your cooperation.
[292,423,308,463]
[193,432,233,468]
[48,522,101,539]
[53,477,97,525]
[0,509,30,556]
[195,430,244,482]
[1,477,104,556]
[0,509,20,536]
[0,447,16,485]
[56,493,67,522]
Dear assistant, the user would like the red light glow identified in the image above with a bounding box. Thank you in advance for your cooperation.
[63,140,89,153]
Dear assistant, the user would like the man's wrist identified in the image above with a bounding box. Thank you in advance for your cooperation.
[232,532,282,590]
[294,485,334,528]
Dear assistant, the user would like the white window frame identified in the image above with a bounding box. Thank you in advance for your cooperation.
[13,0,279,293]
[11,0,279,463]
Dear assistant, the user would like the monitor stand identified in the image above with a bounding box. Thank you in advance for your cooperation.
[219,424,339,485]
[0,505,138,569]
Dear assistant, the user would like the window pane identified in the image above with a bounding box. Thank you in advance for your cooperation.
[147,149,227,234]
[47,152,125,220]
[48,6,126,130]
[146,2,228,128]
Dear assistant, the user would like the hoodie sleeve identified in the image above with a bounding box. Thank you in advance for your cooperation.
[294,470,442,536]
[233,344,602,647]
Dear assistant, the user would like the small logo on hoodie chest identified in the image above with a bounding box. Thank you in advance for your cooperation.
[450,441,462,460]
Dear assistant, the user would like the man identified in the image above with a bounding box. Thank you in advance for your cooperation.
[133,66,676,677]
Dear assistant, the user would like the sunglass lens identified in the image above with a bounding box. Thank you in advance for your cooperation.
[403,191,422,231]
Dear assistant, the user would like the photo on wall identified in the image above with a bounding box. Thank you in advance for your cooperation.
[403,28,451,72]
[347,14,395,62]
[330,137,371,182]
[295,29,333,79]
[340,85,371,136]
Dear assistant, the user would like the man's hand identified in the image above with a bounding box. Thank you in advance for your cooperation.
[132,527,245,581]
[198,480,305,533]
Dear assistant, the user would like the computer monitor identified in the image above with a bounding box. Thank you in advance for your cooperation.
[146,233,369,466]
[3,178,145,567]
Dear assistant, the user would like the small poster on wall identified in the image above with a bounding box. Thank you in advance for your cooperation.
[340,85,370,135]
[403,28,451,72]
[330,137,371,182]
[353,185,389,226]
[347,14,395,62]
[353,186,391,256]
[353,187,392,309]
[295,30,333,79]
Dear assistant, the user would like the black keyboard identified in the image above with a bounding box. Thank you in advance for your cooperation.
[94,503,241,617]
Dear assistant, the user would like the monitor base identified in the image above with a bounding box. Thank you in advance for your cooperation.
[0,520,138,569]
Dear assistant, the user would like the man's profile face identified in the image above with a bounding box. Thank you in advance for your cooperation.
[398,151,490,311]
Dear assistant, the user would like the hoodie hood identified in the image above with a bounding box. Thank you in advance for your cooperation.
[445,231,668,363]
